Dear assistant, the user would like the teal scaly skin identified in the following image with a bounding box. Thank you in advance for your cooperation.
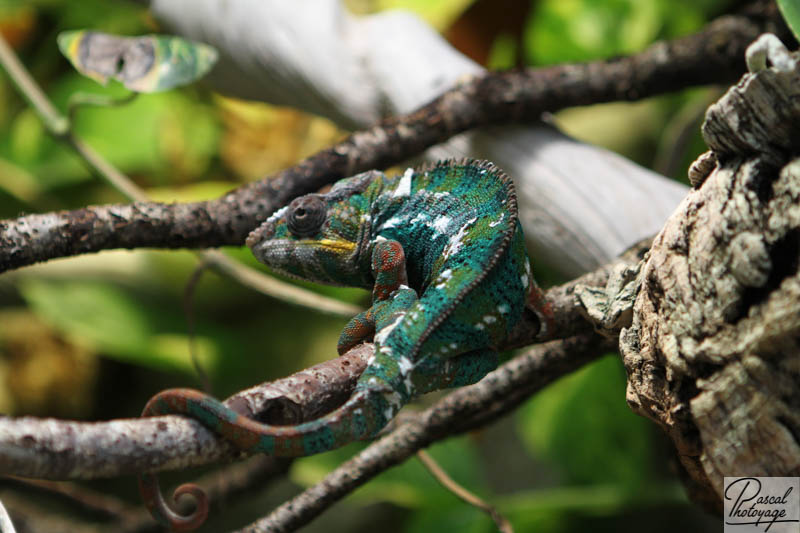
[138,159,544,531]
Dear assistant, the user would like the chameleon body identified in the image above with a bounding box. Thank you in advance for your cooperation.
[139,159,541,531]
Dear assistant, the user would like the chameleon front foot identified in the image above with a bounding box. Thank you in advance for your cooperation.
[138,476,209,532]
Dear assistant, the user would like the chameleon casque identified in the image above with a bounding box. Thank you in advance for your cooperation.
[139,159,545,531]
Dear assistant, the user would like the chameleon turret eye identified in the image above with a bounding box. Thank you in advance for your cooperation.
[286,195,326,237]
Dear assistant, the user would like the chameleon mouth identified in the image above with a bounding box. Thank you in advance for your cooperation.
[250,237,356,269]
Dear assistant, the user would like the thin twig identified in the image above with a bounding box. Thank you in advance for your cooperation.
[0,242,639,481]
[0,31,359,318]
[183,260,213,392]
[0,34,67,135]
[199,250,362,316]
[0,498,16,533]
[1,476,138,521]
[416,450,513,533]
[236,334,613,532]
[67,135,149,201]
[0,7,789,273]
[67,90,139,121]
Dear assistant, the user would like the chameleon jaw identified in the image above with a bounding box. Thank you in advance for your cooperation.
[250,237,361,286]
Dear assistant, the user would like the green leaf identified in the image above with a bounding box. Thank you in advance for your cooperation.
[57,30,218,93]
[777,0,800,41]
[368,0,476,30]
[517,354,654,489]
[7,73,221,188]
[292,436,487,509]
[497,482,688,532]
[19,279,219,373]
[404,506,492,533]
[525,0,713,65]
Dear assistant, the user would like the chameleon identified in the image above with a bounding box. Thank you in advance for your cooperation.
[138,159,547,531]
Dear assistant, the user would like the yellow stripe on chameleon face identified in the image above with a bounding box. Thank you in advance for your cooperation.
[316,239,357,253]
[68,31,84,61]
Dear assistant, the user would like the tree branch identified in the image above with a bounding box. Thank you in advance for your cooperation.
[237,333,612,533]
[621,32,800,510]
[0,8,786,273]
[0,238,645,482]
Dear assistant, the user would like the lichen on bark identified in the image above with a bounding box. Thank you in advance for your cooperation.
[619,33,800,511]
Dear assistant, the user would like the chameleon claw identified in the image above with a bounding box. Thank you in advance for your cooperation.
[138,475,209,532]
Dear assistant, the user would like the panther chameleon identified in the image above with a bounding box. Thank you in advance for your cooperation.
[138,159,549,531]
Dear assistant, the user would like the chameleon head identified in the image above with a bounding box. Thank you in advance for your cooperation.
[246,171,380,288]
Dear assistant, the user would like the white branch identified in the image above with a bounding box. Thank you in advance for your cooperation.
[148,0,689,276]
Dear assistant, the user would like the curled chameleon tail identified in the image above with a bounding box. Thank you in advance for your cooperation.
[138,160,536,531]
[139,288,422,531]
[138,383,398,531]
[138,286,501,531]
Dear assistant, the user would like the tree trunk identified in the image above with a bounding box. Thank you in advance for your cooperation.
[620,34,800,512]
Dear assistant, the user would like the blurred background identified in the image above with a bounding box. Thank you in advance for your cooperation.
[0,0,730,531]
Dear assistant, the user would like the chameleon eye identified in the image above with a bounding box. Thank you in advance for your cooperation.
[286,195,326,237]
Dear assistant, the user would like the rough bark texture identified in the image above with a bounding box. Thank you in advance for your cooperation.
[620,34,800,512]
[0,253,631,481]
[0,8,788,274]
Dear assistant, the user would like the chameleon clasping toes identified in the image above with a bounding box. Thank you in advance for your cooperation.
[138,159,546,530]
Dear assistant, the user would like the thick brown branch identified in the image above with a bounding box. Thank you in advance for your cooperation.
[0,241,642,481]
[237,333,612,533]
[0,348,370,480]
[0,7,786,273]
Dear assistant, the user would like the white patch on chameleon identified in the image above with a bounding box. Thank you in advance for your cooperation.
[497,304,509,314]
[483,315,497,324]
[266,205,288,223]
[410,211,427,225]
[398,284,411,291]
[489,213,505,227]
[398,356,414,375]
[398,356,416,395]
[434,268,453,289]
[431,215,451,233]
[378,345,394,358]
[521,274,529,288]
[393,168,413,198]
[374,313,404,345]
[525,258,532,277]
[383,390,404,412]
[449,342,457,349]
[380,216,404,230]
[443,217,477,259]
[475,323,485,331]
[374,235,387,242]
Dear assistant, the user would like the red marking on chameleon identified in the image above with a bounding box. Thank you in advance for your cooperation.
[274,434,307,456]
[528,285,555,337]
[221,417,263,449]
[339,320,374,353]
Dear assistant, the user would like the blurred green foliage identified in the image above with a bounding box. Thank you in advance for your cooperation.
[777,0,800,41]
[525,0,721,65]
[0,0,729,531]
